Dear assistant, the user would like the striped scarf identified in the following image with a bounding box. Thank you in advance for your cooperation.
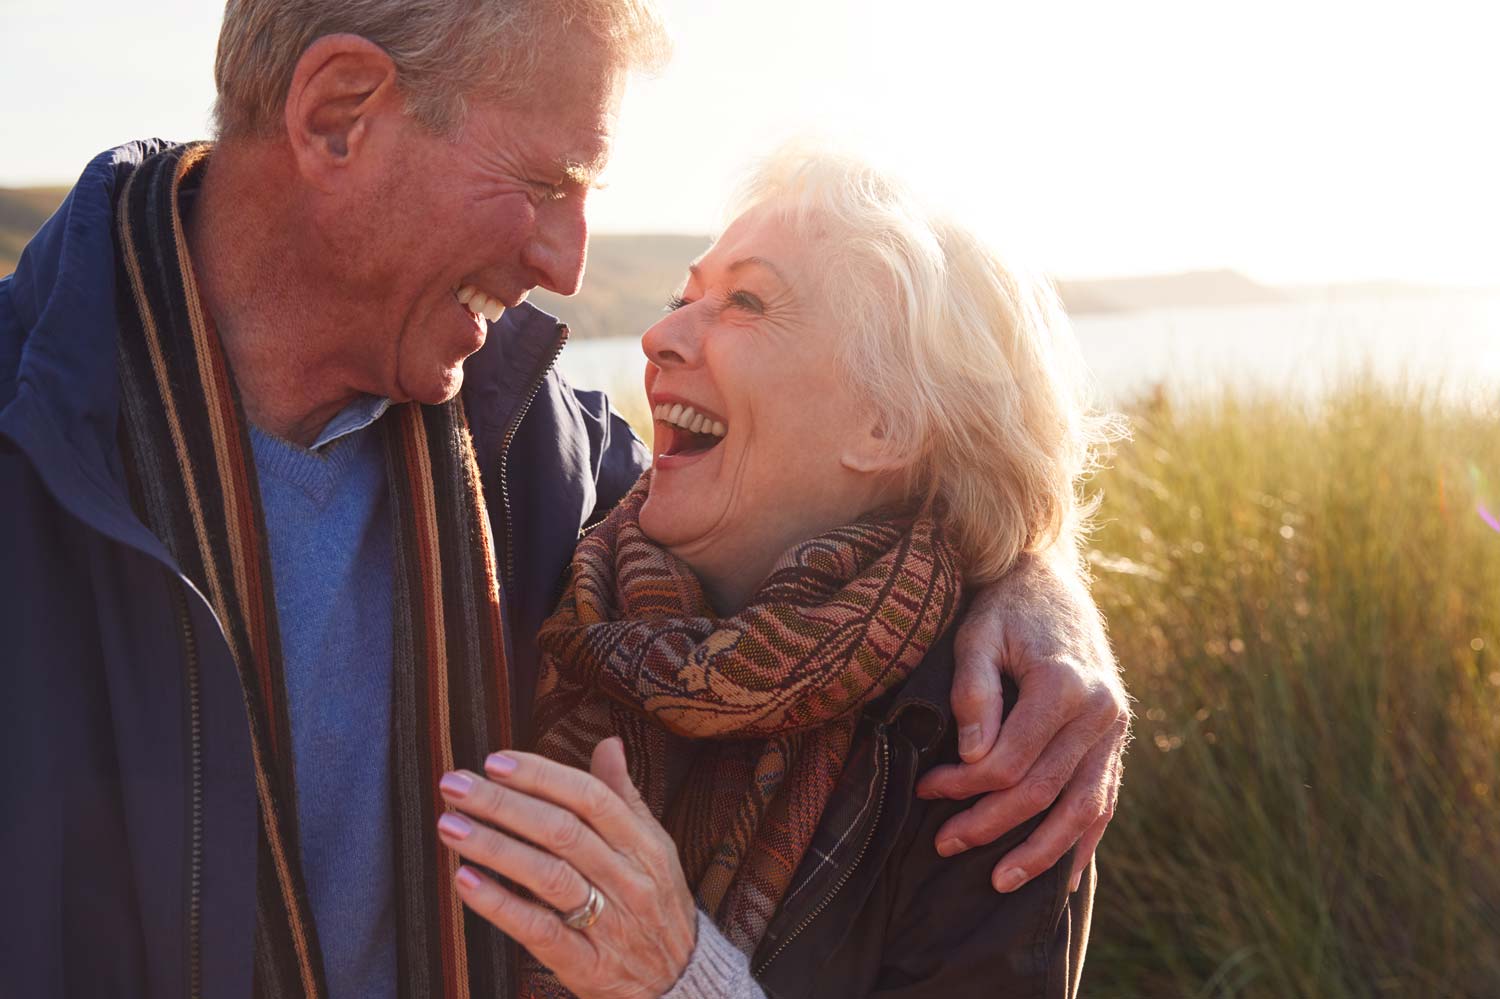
[527,475,961,995]
[114,142,515,999]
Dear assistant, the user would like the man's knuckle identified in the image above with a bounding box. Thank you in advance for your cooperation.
[990,757,1029,789]
[1066,794,1102,827]
[950,682,988,716]
[1024,774,1064,810]
[1031,658,1078,696]
[1083,681,1118,714]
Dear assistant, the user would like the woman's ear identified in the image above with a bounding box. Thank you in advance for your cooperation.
[840,414,918,476]
[283,34,402,186]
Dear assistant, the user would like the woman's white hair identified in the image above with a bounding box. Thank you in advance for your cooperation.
[728,146,1122,583]
[213,0,671,139]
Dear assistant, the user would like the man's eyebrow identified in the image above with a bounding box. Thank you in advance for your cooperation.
[559,156,609,189]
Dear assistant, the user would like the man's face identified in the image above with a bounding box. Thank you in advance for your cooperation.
[332,52,623,405]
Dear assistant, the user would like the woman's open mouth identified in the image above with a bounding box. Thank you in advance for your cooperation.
[654,402,727,460]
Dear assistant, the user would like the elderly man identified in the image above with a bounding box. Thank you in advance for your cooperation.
[0,1,1128,997]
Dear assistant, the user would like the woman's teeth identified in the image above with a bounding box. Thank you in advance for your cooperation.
[456,283,504,323]
[653,402,727,438]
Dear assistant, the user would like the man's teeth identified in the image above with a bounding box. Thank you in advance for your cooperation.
[455,283,504,323]
[653,403,727,438]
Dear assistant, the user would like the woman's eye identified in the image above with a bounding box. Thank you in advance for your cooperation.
[726,290,765,313]
[665,293,690,312]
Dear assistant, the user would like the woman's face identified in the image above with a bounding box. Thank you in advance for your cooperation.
[639,203,903,606]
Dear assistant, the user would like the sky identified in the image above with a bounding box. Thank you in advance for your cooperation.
[2,0,1496,284]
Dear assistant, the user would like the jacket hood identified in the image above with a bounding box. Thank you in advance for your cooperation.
[1,139,177,486]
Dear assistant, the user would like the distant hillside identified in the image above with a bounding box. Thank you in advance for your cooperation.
[531,233,710,341]
[538,257,1291,337]
[1054,268,1285,312]
[3,186,1473,332]
[0,186,71,276]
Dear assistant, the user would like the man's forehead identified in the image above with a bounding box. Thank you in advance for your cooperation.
[528,82,621,183]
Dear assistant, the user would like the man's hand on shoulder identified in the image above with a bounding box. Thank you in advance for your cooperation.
[917,551,1132,893]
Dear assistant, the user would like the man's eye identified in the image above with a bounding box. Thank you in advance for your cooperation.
[530,181,566,202]
[666,293,690,312]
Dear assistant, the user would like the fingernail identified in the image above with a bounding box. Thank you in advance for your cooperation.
[1069,869,1083,893]
[958,725,983,760]
[937,837,967,858]
[455,866,482,890]
[995,867,1026,892]
[485,752,517,776]
[440,772,475,798]
[437,813,473,840]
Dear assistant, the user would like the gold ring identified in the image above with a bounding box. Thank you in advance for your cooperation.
[561,883,605,930]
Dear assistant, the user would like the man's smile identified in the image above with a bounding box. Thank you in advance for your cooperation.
[455,282,511,323]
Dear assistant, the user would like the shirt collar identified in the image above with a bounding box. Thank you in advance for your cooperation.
[308,395,391,451]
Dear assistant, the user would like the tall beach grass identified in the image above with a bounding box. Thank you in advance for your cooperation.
[602,376,1500,996]
[1083,383,1500,997]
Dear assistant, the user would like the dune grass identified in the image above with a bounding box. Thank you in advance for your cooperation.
[608,378,1500,996]
[1082,384,1500,997]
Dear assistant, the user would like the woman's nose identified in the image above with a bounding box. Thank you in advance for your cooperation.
[640,306,703,367]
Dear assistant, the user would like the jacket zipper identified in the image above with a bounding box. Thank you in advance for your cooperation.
[754,728,890,977]
[498,327,570,592]
[172,581,206,999]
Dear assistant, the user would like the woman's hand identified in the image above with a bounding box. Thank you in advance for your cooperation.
[436,738,699,999]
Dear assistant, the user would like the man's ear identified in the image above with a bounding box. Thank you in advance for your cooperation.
[840,414,918,476]
[283,34,402,185]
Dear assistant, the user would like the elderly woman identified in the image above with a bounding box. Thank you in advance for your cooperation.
[435,150,1112,998]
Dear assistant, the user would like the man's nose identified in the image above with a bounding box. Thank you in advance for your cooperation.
[523,196,590,296]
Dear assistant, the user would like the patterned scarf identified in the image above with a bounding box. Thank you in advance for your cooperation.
[526,475,961,995]
[114,142,515,999]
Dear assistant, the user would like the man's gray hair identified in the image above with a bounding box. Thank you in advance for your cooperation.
[213,0,671,139]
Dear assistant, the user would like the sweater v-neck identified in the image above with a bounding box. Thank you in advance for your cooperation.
[248,395,390,504]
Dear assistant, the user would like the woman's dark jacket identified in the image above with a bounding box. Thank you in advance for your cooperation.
[752,626,1093,999]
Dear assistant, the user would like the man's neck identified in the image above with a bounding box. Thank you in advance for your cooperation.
[186,143,365,447]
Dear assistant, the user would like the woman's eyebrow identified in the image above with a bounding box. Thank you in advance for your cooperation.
[686,256,789,285]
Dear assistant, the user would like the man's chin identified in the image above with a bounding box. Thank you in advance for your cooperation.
[397,365,465,407]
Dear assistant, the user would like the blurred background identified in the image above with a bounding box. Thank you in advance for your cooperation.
[4,1,1497,995]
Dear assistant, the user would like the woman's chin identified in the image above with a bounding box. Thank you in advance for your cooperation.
[639,490,715,553]
[637,493,677,547]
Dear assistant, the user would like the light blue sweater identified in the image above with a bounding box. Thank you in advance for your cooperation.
[250,396,397,999]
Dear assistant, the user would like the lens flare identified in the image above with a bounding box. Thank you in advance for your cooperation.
[1471,464,1500,534]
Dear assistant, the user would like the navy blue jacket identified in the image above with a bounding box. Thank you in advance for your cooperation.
[0,141,649,998]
